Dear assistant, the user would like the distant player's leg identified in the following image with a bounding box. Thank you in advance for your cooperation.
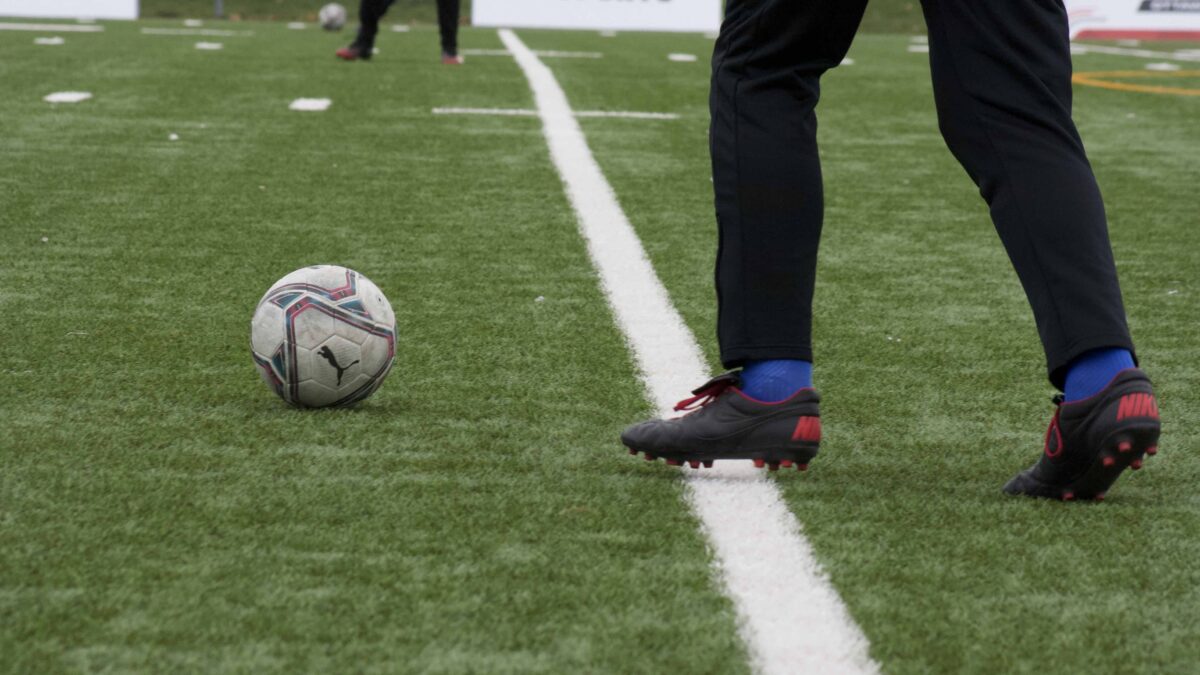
[919,0,1160,499]
[621,0,868,471]
[336,0,395,61]
[437,0,463,64]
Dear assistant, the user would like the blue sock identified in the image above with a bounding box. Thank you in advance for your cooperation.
[1063,348,1135,402]
[738,359,813,402]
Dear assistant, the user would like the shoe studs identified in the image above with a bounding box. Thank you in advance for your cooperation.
[1118,440,1132,453]
[1131,458,1143,470]
[1102,456,1116,468]
[1146,446,1158,456]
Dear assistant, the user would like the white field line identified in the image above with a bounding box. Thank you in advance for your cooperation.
[1073,43,1200,62]
[432,107,679,120]
[44,91,92,103]
[0,22,102,32]
[461,48,603,59]
[289,98,331,111]
[140,27,254,37]
[497,27,878,675]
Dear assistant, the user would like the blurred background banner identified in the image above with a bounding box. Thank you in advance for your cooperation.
[1067,0,1200,39]
[472,0,721,32]
[0,0,139,19]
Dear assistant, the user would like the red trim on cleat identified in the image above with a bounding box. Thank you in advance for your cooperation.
[666,458,682,466]
[1063,491,1076,501]
[781,460,794,468]
[1095,492,1106,501]
[702,460,714,468]
[752,459,765,468]
[1118,441,1132,453]
[1146,446,1158,456]
[688,460,701,469]
[1102,456,1116,468]
[1131,459,1143,470]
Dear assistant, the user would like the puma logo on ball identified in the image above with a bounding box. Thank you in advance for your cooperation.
[318,345,360,386]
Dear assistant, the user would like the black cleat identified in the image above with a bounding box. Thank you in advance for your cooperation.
[621,372,821,471]
[1004,369,1161,501]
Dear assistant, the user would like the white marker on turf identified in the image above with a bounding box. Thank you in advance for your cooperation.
[290,98,331,112]
[907,44,929,53]
[460,48,604,59]
[34,36,64,45]
[140,27,253,37]
[433,107,679,120]
[44,92,92,103]
[0,22,102,32]
[391,24,410,32]
[668,53,698,62]
[287,22,306,30]
[1145,62,1182,72]
[497,27,879,675]
[195,41,223,50]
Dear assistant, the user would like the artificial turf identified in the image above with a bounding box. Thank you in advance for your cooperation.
[2,17,1198,674]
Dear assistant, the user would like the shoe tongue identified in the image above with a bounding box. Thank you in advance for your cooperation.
[690,371,741,396]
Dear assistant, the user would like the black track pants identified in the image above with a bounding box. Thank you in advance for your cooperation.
[356,0,460,56]
[710,0,1134,387]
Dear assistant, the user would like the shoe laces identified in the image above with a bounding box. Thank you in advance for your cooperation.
[1044,395,1064,458]
[674,372,740,411]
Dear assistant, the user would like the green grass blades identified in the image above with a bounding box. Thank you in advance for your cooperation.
[2,17,1199,675]
[529,29,1200,674]
[0,22,745,674]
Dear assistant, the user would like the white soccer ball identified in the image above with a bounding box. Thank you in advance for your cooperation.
[318,3,347,31]
[251,265,396,408]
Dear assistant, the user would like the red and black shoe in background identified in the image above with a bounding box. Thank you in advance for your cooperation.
[620,372,822,471]
[1004,369,1161,501]
[335,41,372,61]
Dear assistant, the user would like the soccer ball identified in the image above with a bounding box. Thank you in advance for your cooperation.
[251,265,396,408]
[318,3,347,31]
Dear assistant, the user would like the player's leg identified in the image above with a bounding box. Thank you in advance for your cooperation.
[437,0,462,64]
[711,0,867,402]
[337,0,395,60]
[621,0,867,470]
[919,0,1159,499]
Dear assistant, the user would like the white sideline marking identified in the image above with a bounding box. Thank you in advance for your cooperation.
[34,36,64,45]
[0,22,102,32]
[289,98,331,111]
[140,27,254,37]
[195,41,223,51]
[433,107,679,120]
[44,91,91,103]
[1072,43,1200,62]
[907,44,930,53]
[461,48,603,59]
[497,27,878,675]
[391,24,410,32]
[668,52,698,62]
[1145,62,1181,71]
[287,22,306,30]
[183,18,203,27]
